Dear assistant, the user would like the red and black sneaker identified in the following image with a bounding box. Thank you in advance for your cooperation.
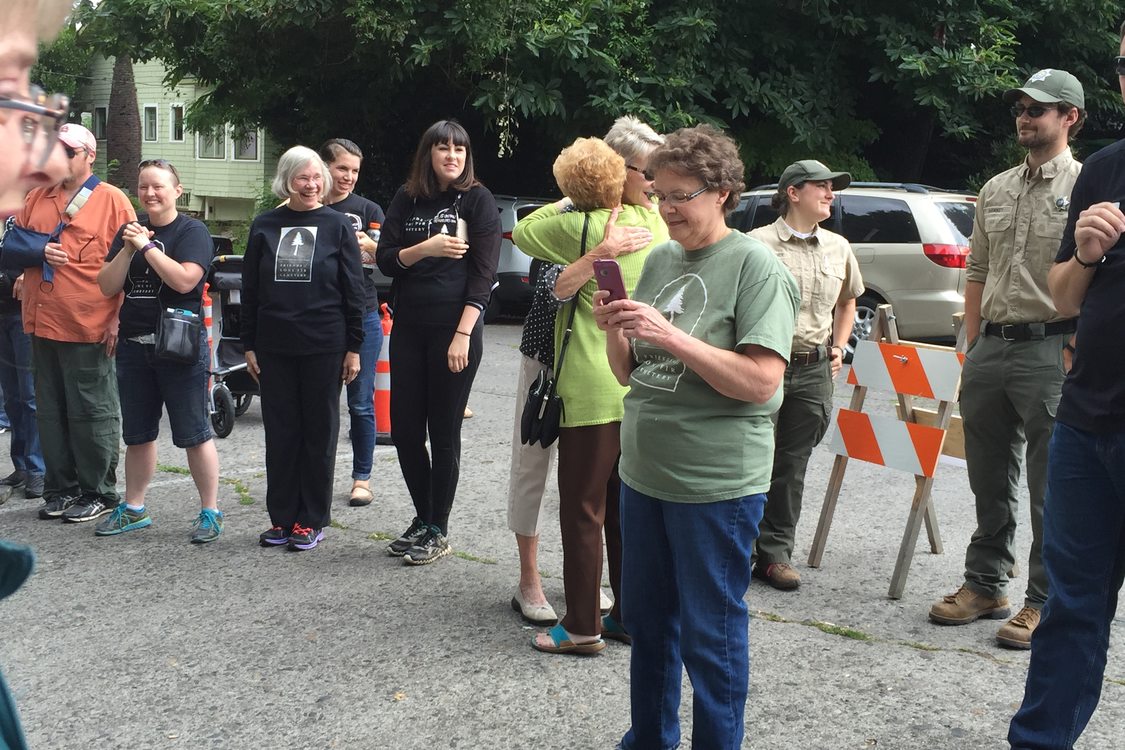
[258,525,290,547]
[288,524,324,551]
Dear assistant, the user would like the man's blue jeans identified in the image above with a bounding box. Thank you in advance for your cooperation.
[345,309,384,480]
[0,314,43,476]
[1008,421,1125,749]
[618,483,765,750]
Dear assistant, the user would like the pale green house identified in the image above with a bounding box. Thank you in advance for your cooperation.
[77,56,278,221]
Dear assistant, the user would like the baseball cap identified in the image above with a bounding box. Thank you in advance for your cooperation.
[58,123,97,155]
[778,160,851,193]
[1003,69,1085,110]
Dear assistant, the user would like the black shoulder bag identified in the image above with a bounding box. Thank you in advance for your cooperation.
[520,214,589,448]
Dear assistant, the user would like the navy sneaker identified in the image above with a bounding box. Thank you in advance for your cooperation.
[259,525,289,547]
[287,524,324,551]
[190,508,223,544]
[62,497,116,523]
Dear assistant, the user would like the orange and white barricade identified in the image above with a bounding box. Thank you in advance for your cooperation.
[202,283,214,388]
[374,303,393,445]
[808,306,965,598]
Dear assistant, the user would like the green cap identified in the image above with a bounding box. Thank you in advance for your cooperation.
[778,160,851,193]
[1003,69,1085,110]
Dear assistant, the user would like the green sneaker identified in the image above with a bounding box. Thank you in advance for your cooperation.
[190,508,223,544]
[94,505,152,536]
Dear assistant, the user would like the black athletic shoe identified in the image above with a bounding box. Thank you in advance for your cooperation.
[23,474,44,499]
[259,525,290,547]
[387,517,428,557]
[62,497,116,523]
[1,470,26,488]
[403,526,452,566]
[37,493,79,520]
[287,524,324,551]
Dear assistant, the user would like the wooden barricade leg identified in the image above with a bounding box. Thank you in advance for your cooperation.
[889,476,937,599]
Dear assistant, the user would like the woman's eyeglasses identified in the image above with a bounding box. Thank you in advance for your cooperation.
[647,186,709,205]
[1115,56,1125,77]
[0,86,70,168]
[1010,103,1060,119]
[626,164,654,181]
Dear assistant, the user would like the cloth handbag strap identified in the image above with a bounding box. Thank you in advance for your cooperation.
[40,174,100,284]
[550,213,590,386]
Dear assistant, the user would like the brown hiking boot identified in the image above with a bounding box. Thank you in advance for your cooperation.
[929,584,1011,625]
[996,606,1040,649]
[754,562,801,590]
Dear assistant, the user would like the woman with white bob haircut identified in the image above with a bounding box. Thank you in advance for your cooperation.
[242,145,366,551]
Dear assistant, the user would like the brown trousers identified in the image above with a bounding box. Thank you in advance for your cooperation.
[558,422,623,636]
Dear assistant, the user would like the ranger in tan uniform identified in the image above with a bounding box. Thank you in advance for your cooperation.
[750,160,864,590]
[929,69,1084,648]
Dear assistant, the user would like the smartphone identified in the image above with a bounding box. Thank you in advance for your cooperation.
[593,259,628,302]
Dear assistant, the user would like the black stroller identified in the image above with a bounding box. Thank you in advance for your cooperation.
[207,251,259,438]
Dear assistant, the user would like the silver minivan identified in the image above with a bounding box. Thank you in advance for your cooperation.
[729,183,976,351]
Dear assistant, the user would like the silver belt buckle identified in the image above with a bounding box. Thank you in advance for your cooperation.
[129,334,155,345]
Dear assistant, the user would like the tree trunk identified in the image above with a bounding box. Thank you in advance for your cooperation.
[106,54,141,193]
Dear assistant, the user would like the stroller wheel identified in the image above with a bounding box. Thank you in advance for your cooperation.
[211,386,236,439]
[234,393,254,417]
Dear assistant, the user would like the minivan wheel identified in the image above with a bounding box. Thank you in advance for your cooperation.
[483,295,502,323]
[846,294,882,363]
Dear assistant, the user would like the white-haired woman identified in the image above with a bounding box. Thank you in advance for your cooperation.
[242,146,366,551]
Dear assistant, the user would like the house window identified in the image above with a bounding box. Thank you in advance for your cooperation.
[92,107,107,139]
[233,129,259,161]
[169,104,184,142]
[198,127,225,159]
[143,105,157,142]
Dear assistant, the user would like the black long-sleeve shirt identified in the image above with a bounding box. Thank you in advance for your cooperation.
[375,185,501,326]
[241,205,365,354]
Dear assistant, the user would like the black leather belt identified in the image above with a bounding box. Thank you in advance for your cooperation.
[791,349,823,366]
[982,320,1077,341]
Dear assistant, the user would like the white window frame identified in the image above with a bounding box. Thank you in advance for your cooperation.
[196,126,226,160]
[92,106,107,139]
[232,128,261,162]
[169,103,185,143]
[142,104,158,142]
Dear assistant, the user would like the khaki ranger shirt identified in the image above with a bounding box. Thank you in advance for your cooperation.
[750,218,864,351]
[966,148,1081,324]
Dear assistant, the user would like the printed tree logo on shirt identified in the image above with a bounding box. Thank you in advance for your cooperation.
[125,239,166,299]
[632,274,707,393]
[275,226,317,282]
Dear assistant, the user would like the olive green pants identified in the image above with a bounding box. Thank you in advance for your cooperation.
[959,333,1067,609]
[756,358,833,565]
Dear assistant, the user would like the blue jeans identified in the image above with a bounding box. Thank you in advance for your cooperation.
[618,483,766,750]
[1008,421,1125,749]
[346,309,383,480]
[0,314,43,476]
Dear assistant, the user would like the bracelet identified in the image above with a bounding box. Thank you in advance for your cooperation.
[138,241,158,257]
[1073,248,1104,268]
[455,330,471,337]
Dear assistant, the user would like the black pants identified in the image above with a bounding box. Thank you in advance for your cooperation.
[257,350,343,530]
[389,322,482,534]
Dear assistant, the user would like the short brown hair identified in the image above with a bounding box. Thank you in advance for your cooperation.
[319,138,363,164]
[405,120,481,200]
[552,137,625,212]
[648,124,745,213]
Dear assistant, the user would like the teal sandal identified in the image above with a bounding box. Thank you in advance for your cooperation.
[531,623,606,655]
[601,614,632,645]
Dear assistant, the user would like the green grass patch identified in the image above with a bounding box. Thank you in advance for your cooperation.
[1105,678,1125,687]
[902,641,941,652]
[220,477,254,505]
[367,531,393,542]
[329,519,349,530]
[453,550,497,564]
[806,620,872,641]
[156,464,191,476]
[753,611,787,623]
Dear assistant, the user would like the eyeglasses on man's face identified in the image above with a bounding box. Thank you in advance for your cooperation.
[648,186,709,205]
[0,86,70,168]
[1010,103,1062,119]
[627,164,654,181]
[1115,56,1125,77]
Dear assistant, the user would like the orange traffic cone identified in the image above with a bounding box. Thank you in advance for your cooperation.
[202,282,214,387]
[374,303,393,445]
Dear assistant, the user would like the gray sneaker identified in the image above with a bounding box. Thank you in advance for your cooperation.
[37,493,79,520]
[94,505,152,536]
[190,508,223,544]
[62,497,116,523]
[387,517,427,557]
[403,526,452,566]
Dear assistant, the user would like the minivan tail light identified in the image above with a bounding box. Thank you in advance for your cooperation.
[502,231,513,240]
[923,243,970,268]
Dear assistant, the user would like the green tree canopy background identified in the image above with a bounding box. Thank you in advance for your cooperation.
[72,0,1124,200]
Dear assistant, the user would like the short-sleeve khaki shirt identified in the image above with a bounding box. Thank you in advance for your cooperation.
[749,218,864,350]
[966,148,1081,324]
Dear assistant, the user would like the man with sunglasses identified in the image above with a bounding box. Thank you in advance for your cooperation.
[1008,25,1125,749]
[929,69,1085,650]
[13,123,135,524]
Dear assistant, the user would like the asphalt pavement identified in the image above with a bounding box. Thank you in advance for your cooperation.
[0,321,1122,749]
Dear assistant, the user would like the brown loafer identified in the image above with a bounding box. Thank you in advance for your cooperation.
[348,486,375,507]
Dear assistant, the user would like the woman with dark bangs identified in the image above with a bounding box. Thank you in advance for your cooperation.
[376,120,501,566]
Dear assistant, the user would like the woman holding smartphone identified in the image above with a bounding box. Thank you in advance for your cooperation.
[375,120,501,566]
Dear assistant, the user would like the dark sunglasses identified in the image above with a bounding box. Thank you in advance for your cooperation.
[1010,103,1060,119]
[63,144,83,158]
[626,164,654,181]
[1115,56,1125,76]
